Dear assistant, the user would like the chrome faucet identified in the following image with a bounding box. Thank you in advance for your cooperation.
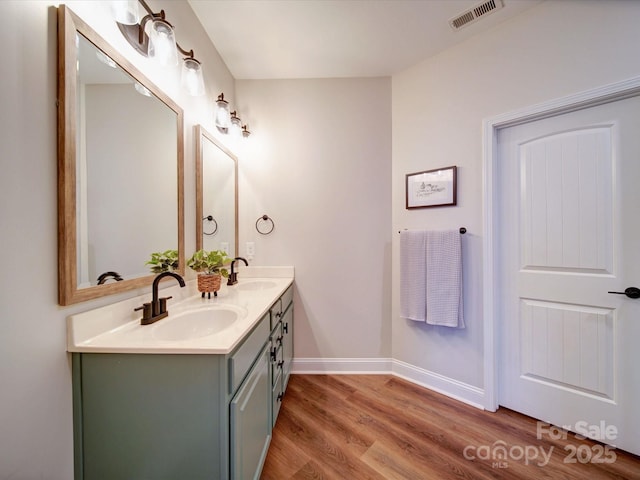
[135,271,186,325]
[227,257,249,285]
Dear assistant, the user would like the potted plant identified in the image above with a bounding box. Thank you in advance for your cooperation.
[146,249,179,273]
[187,249,231,297]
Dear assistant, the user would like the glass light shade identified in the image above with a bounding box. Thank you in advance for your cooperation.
[230,112,242,138]
[215,96,231,130]
[147,19,178,67]
[111,0,139,25]
[181,58,205,96]
[242,125,251,138]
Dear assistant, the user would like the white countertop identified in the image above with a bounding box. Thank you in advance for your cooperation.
[67,266,294,355]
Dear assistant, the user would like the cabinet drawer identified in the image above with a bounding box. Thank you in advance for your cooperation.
[270,321,283,348]
[269,284,294,329]
[269,301,282,330]
[281,284,294,311]
[272,370,283,427]
[270,344,283,386]
[229,314,270,394]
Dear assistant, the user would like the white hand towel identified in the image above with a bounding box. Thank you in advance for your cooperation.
[425,230,464,328]
[400,230,427,321]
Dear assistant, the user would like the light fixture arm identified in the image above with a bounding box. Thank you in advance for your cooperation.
[177,45,195,60]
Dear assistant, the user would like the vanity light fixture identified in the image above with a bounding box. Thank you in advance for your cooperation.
[214,93,252,138]
[215,93,231,130]
[147,17,178,67]
[113,0,205,96]
[181,57,205,97]
[230,110,242,137]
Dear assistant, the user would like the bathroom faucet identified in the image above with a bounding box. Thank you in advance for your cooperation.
[135,271,186,325]
[227,257,249,285]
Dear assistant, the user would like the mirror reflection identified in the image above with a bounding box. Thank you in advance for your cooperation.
[58,6,184,305]
[196,126,238,257]
[77,35,178,287]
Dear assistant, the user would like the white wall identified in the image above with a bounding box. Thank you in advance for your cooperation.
[392,0,640,392]
[0,1,234,478]
[236,78,392,359]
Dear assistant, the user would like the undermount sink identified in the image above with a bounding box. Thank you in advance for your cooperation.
[152,305,246,341]
[237,280,277,291]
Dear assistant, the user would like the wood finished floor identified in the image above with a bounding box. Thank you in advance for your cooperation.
[260,375,640,479]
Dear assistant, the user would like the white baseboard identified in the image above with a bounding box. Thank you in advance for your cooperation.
[292,357,394,374]
[391,359,485,409]
[292,357,485,410]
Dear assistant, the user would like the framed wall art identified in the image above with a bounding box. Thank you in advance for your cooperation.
[405,165,457,209]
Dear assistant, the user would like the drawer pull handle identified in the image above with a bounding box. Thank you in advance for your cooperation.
[283,322,289,334]
[277,392,284,402]
[277,360,284,369]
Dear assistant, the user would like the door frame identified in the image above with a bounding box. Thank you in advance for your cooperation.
[482,76,640,411]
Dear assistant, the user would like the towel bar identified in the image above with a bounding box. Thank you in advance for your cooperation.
[398,227,466,234]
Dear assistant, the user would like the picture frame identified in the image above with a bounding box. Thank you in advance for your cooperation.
[405,165,457,209]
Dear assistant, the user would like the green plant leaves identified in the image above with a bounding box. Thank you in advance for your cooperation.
[187,249,231,276]
[146,249,179,273]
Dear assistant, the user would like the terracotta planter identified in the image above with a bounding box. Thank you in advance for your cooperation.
[197,273,221,298]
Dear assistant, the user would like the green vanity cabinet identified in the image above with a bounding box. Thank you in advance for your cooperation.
[72,285,294,480]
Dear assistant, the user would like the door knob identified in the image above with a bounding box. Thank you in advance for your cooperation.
[608,287,640,299]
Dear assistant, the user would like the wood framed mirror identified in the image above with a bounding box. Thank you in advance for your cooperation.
[195,125,238,257]
[57,6,184,305]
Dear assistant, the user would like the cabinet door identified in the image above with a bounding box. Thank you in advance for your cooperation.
[77,354,224,480]
[230,343,271,480]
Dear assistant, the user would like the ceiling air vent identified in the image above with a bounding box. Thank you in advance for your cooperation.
[449,0,504,30]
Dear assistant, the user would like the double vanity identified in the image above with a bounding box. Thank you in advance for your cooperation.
[68,267,294,480]
[58,5,291,478]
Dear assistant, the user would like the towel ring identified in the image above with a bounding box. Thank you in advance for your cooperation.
[256,215,275,235]
[203,215,218,236]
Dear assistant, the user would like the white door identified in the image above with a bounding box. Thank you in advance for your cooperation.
[497,95,640,456]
